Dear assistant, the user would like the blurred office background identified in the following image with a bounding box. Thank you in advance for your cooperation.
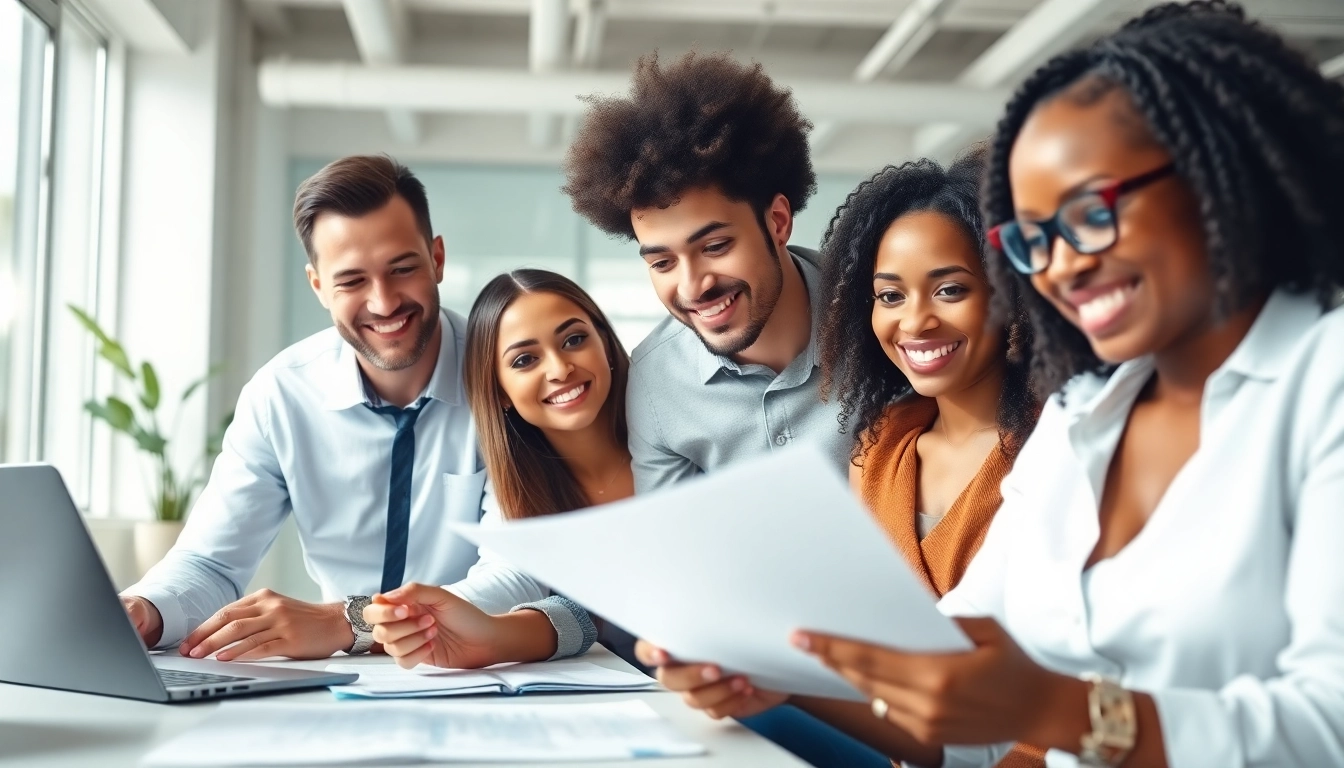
[3,0,1343,597]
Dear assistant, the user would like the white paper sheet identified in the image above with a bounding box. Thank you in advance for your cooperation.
[325,658,658,699]
[142,700,703,765]
[449,444,970,701]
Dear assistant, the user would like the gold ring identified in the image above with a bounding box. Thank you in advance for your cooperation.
[871,697,889,720]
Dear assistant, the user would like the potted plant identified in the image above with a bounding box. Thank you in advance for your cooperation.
[70,305,233,574]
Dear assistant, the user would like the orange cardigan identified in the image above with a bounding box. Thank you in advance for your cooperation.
[858,397,1010,597]
[858,397,1045,768]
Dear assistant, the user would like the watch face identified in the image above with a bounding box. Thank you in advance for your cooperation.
[346,596,373,632]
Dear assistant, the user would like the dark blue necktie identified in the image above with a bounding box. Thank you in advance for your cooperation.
[366,399,426,593]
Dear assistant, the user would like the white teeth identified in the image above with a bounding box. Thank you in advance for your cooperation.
[696,293,736,318]
[906,342,959,364]
[371,316,409,334]
[546,383,586,405]
[1078,284,1135,327]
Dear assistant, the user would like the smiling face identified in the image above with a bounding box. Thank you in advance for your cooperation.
[1009,85,1211,364]
[870,210,1003,399]
[306,194,444,371]
[495,291,614,436]
[631,186,791,358]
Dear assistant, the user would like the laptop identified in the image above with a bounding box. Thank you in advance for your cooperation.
[0,464,358,702]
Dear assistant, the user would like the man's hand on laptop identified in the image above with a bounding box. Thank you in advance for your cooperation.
[120,596,165,648]
[364,583,558,670]
[178,589,354,662]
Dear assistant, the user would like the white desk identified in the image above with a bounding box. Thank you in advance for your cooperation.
[0,645,808,767]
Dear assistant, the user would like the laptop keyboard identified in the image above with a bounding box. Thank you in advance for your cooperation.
[158,669,253,688]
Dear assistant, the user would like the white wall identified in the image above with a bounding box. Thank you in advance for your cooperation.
[107,0,237,520]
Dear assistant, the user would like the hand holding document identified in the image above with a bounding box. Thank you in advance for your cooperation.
[449,444,969,702]
[142,700,704,765]
[326,658,658,699]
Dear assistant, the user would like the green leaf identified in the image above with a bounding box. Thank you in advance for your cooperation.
[181,363,226,403]
[131,425,167,455]
[100,397,135,431]
[69,305,134,378]
[68,304,112,346]
[139,362,161,410]
[84,399,134,435]
[98,341,135,378]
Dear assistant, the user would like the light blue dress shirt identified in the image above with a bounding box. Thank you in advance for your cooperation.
[125,308,487,648]
[626,246,853,493]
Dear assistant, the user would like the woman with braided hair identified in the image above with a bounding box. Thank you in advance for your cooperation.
[780,2,1344,766]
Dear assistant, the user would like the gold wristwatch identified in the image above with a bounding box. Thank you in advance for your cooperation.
[1078,673,1136,768]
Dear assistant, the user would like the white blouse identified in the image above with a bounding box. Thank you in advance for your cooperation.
[937,291,1344,768]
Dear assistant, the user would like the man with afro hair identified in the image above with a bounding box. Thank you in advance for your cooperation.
[563,51,887,768]
[563,50,851,491]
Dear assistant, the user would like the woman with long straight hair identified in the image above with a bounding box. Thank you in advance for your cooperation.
[363,269,632,668]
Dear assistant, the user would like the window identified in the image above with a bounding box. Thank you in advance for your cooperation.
[0,0,53,463]
[1,0,113,513]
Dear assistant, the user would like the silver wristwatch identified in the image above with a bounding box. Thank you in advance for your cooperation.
[343,595,375,655]
[1078,673,1136,768]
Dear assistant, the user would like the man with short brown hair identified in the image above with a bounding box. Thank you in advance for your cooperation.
[118,155,489,662]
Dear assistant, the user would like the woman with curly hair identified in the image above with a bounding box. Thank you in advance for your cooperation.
[817,148,1037,599]
[780,3,1344,766]
[651,150,1047,768]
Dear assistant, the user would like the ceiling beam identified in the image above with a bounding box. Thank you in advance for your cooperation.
[342,0,422,143]
[258,60,1013,126]
[245,0,294,37]
[80,0,195,52]
[914,0,1132,160]
[571,0,607,69]
[246,0,1344,38]
[528,0,570,148]
[811,0,953,153]
[562,0,608,141]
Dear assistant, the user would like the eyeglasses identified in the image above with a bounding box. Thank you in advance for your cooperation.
[987,163,1176,275]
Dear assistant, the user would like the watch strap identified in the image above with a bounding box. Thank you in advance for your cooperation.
[1078,673,1136,768]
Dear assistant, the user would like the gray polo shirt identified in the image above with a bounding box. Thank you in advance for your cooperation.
[627,245,853,493]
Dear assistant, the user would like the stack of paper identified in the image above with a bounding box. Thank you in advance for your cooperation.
[325,658,658,699]
[142,700,704,765]
[448,444,971,702]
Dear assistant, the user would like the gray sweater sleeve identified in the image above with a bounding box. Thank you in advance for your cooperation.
[510,595,597,660]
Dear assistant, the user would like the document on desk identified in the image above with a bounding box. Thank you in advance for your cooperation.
[142,700,704,765]
[449,444,970,702]
[324,658,658,699]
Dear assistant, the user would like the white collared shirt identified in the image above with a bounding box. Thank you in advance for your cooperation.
[125,308,487,648]
[937,291,1344,767]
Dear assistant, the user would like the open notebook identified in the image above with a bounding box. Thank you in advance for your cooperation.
[326,658,659,700]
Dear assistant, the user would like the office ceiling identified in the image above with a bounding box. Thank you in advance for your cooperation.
[242,0,1344,167]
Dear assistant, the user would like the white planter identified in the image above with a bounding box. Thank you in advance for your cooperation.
[133,520,185,576]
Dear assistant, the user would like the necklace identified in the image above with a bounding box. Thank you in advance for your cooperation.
[589,467,625,497]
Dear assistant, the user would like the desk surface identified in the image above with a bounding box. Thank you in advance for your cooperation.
[0,645,808,767]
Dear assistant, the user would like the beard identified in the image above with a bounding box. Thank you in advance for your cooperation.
[674,254,784,358]
[336,292,440,372]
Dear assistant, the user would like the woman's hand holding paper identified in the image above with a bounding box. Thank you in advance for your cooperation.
[634,639,789,720]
